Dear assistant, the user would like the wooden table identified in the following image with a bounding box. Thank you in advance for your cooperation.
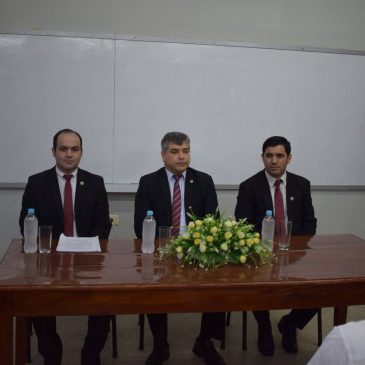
[1,234,365,365]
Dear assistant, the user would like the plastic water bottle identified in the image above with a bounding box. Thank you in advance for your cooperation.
[24,208,38,253]
[261,210,275,248]
[142,210,156,254]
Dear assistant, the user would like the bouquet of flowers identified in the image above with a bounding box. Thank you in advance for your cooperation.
[160,213,272,270]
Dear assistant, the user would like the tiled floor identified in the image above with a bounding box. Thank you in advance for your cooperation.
[27,306,365,365]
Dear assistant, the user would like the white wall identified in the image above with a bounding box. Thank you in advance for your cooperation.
[1,0,365,51]
[1,189,365,260]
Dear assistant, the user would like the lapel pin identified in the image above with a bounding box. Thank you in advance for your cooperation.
[190,180,194,183]
[290,196,294,201]
[80,181,85,186]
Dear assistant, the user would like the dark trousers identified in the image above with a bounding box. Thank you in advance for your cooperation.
[32,315,111,365]
[253,309,318,331]
[147,312,225,351]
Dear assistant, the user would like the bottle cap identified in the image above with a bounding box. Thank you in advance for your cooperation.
[265,210,273,216]
[27,208,35,214]
[146,210,154,216]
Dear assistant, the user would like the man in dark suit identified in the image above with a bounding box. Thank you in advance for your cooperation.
[235,136,317,357]
[134,132,226,365]
[19,129,112,365]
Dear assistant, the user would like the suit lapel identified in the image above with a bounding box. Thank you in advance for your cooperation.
[47,167,64,221]
[75,169,87,211]
[184,168,199,217]
[259,170,274,211]
[157,168,173,217]
[285,172,296,221]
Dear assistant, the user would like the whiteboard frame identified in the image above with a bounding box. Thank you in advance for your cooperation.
[1,29,365,56]
[1,183,364,193]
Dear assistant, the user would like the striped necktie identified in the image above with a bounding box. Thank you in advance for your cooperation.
[171,175,181,236]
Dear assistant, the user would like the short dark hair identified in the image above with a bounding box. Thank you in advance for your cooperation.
[161,132,190,152]
[53,129,83,150]
[262,136,291,155]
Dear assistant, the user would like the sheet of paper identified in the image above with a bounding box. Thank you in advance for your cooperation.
[56,234,101,252]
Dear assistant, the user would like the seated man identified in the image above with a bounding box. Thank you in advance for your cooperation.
[134,131,226,365]
[19,129,112,365]
[235,136,318,356]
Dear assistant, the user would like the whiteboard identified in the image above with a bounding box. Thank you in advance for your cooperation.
[114,40,365,186]
[1,34,365,186]
[0,34,115,183]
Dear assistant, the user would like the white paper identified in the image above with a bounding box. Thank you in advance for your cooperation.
[56,234,101,252]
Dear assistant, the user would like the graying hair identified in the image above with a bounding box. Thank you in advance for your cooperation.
[161,132,190,152]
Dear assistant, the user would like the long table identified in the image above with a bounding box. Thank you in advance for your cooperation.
[1,234,365,364]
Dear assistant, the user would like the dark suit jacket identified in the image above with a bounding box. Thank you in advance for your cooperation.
[19,167,112,239]
[234,170,317,235]
[134,167,218,239]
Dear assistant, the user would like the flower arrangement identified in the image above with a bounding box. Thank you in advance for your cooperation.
[160,213,272,270]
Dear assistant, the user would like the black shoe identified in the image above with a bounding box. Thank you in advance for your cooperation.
[192,338,226,365]
[145,347,170,365]
[257,333,275,356]
[277,316,298,353]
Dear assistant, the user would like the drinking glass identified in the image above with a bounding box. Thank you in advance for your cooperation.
[38,225,52,253]
[158,226,171,249]
[279,220,292,251]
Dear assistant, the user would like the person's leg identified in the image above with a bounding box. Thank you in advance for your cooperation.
[193,312,226,365]
[81,315,112,365]
[253,310,272,333]
[278,309,317,353]
[145,313,169,365]
[198,312,225,341]
[286,308,318,329]
[253,310,275,356]
[32,316,62,365]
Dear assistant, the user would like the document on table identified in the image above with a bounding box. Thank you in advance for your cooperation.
[56,234,101,252]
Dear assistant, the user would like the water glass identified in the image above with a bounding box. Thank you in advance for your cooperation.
[158,226,171,249]
[38,225,52,253]
[279,220,292,251]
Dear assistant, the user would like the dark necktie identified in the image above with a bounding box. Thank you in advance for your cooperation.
[64,175,74,236]
[274,179,285,238]
[171,175,181,236]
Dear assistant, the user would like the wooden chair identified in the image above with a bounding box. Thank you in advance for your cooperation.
[111,315,118,358]
[138,313,145,350]
[225,310,322,351]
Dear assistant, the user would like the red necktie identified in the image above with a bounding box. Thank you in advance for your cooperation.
[171,175,181,236]
[64,175,74,236]
[274,179,284,238]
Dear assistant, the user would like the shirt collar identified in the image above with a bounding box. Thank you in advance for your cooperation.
[265,170,287,187]
[55,166,78,179]
[165,168,186,181]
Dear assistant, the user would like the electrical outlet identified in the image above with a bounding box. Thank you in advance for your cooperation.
[110,214,120,226]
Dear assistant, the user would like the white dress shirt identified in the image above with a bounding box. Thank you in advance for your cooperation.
[307,320,365,365]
